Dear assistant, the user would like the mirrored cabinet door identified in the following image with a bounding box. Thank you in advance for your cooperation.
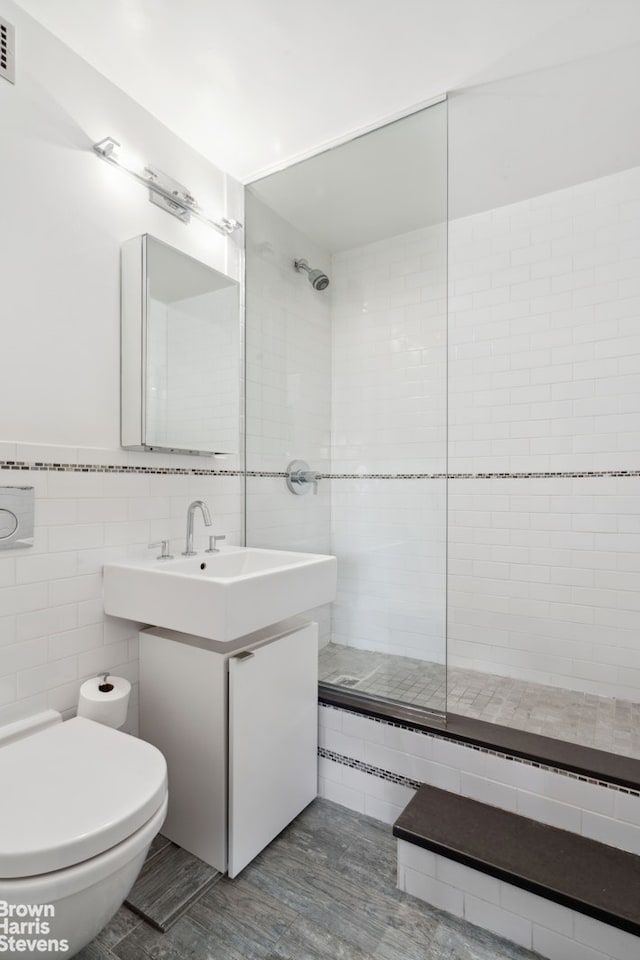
[121,234,240,456]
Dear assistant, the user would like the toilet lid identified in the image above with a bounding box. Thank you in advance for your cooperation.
[0,717,167,878]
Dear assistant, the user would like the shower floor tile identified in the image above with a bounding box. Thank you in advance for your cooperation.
[319,643,640,759]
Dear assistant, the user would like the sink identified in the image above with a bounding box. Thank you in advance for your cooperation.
[103,545,337,641]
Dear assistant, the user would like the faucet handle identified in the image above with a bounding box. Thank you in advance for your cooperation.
[149,539,173,560]
[205,535,226,553]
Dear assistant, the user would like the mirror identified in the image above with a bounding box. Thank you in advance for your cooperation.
[121,234,240,455]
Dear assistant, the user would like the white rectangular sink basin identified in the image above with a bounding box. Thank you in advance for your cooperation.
[103,545,337,642]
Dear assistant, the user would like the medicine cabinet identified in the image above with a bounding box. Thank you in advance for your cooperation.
[121,234,240,455]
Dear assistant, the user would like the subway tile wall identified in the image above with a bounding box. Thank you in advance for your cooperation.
[448,166,640,700]
[329,227,447,662]
[244,191,333,641]
[244,191,332,477]
[449,475,640,696]
[0,450,243,730]
[318,705,640,855]
[0,4,246,731]
[244,166,640,705]
[398,840,640,960]
[331,479,446,661]
[331,224,447,474]
[449,166,640,475]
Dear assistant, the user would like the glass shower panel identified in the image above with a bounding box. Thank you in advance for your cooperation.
[245,100,448,718]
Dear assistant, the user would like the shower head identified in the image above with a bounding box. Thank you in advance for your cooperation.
[294,258,330,291]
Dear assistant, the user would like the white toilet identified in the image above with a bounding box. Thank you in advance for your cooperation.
[0,710,168,959]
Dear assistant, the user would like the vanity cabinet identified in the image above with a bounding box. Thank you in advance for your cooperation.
[139,619,318,877]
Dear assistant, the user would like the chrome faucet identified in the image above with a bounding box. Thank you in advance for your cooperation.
[182,500,212,556]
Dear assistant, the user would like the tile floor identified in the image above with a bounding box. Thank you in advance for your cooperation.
[319,643,640,759]
[79,799,540,960]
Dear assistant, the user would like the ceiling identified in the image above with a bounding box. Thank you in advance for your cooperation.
[13,0,640,183]
[250,100,447,252]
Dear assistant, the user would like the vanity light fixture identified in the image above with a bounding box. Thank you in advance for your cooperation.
[93,137,242,236]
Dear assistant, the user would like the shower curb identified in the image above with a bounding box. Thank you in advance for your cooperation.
[318,688,640,793]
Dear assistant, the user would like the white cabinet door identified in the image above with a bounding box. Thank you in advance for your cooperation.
[228,623,318,878]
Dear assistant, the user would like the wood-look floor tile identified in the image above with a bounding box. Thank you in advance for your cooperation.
[428,917,538,960]
[145,832,172,863]
[268,914,375,960]
[74,941,117,960]
[242,840,401,954]
[114,915,248,960]
[94,905,142,950]
[102,798,544,960]
[337,829,401,901]
[373,903,441,960]
[125,841,221,931]
[188,875,297,955]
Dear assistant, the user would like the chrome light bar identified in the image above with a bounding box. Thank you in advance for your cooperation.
[93,137,242,236]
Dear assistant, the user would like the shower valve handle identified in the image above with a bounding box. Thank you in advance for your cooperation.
[286,460,320,496]
[300,471,319,495]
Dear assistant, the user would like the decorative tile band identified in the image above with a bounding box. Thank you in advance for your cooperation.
[0,460,283,478]
[318,746,421,791]
[319,704,640,797]
[1,459,638,481]
[323,470,640,480]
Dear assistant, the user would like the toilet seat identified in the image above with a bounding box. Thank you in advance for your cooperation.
[0,717,167,879]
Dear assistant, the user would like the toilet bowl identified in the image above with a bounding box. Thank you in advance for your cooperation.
[0,711,168,959]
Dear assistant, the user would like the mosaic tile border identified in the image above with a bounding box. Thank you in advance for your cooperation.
[1,459,639,481]
[0,460,282,478]
[320,704,640,797]
[318,746,421,791]
[324,470,640,480]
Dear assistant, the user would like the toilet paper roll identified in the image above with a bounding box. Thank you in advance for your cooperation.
[77,675,131,729]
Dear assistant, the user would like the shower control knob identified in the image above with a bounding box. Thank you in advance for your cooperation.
[286,460,320,496]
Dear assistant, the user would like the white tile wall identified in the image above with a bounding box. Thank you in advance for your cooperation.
[318,706,640,853]
[447,167,640,701]
[448,475,640,698]
[449,166,640,474]
[244,192,334,641]
[328,226,447,662]
[0,4,244,734]
[0,457,242,730]
[245,214,449,663]
[331,225,447,475]
[331,479,445,660]
[397,841,640,960]
[244,191,332,476]
[248,145,640,707]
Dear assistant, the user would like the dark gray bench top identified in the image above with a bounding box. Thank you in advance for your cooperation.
[394,783,640,936]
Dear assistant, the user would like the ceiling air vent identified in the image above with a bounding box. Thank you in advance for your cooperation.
[0,18,15,85]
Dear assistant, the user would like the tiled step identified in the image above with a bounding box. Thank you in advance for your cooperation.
[393,783,640,938]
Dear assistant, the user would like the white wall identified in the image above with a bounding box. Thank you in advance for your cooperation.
[449,43,640,221]
[448,165,640,700]
[0,0,244,727]
[244,190,332,641]
[244,210,448,663]
[329,226,447,662]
